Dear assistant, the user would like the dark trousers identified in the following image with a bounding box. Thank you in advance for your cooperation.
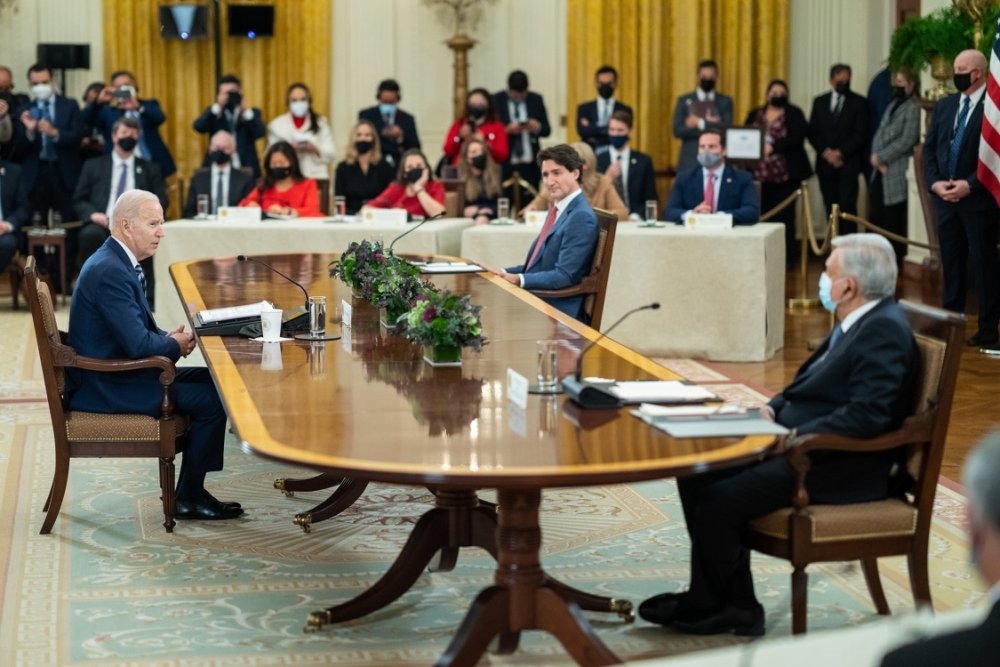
[0,232,16,270]
[761,180,800,268]
[29,161,76,223]
[171,367,227,477]
[817,166,861,234]
[78,223,156,309]
[935,202,1000,333]
[869,174,908,269]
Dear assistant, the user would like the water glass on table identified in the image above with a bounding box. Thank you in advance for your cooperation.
[496,197,510,223]
[196,194,210,219]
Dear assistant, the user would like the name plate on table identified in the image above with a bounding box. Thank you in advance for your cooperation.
[362,208,408,224]
[217,206,263,222]
[524,210,546,227]
[685,213,733,232]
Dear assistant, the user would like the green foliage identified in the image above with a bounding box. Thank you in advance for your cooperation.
[400,290,486,352]
[888,7,977,74]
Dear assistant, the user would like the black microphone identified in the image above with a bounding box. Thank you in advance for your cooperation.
[236,254,310,311]
[388,210,446,253]
[563,302,661,409]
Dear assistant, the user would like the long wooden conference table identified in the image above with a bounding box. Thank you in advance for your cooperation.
[170,253,777,666]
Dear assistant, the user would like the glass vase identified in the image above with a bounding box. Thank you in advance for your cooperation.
[423,343,462,367]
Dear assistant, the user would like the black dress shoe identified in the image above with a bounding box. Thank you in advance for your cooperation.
[673,603,765,637]
[204,492,242,511]
[967,330,1000,347]
[175,500,244,521]
[638,592,691,626]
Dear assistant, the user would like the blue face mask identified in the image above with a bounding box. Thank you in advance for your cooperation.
[378,103,396,117]
[818,272,840,313]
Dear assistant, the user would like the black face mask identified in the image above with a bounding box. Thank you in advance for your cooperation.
[354,140,373,155]
[769,95,788,108]
[226,90,242,110]
[405,167,424,184]
[209,149,231,165]
[117,137,138,152]
[467,105,487,119]
[470,154,487,170]
[892,85,908,100]
[597,83,614,99]
[699,78,716,93]
[953,72,973,93]
[268,166,290,180]
[834,80,850,95]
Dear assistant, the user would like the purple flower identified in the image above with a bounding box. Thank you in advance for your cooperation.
[422,306,437,322]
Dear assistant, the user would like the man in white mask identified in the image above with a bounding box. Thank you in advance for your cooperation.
[17,62,83,227]
[664,129,759,225]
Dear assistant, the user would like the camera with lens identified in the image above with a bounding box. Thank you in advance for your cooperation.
[111,85,136,105]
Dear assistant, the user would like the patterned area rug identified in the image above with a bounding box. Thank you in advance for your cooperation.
[0,311,986,666]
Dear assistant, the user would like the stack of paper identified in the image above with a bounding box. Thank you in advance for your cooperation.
[632,402,790,438]
[605,380,717,404]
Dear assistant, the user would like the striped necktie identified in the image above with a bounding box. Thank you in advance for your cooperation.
[134,264,148,303]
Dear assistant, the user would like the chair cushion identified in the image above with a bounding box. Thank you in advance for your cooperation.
[749,499,918,543]
[66,411,190,443]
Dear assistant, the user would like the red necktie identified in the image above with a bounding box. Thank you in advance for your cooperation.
[704,170,716,213]
[527,206,559,268]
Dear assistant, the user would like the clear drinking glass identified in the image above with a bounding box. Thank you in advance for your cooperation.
[308,296,327,337]
[536,340,559,390]
[644,200,658,223]
[333,195,346,219]
[309,341,326,378]
[496,197,510,223]
[196,194,210,219]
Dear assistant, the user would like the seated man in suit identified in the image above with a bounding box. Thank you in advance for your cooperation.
[672,59,734,172]
[0,159,30,269]
[597,110,657,218]
[576,65,632,153]
[73,116,168,304]
[66,190,241,520]
[82,70,176,179]
[182,130,254,218]
[665,129,759,225]
[193,74,266,178]
[640,234,918,636]
[880,430,1000,666]
[357,79,421,169]
[492,144,599,322]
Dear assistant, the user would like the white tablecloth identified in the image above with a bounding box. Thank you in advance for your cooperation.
[154,217,473,329]
[461,223,785,361]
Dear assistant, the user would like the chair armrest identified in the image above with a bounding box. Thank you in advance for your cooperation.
[56,350,178,419]
[531,276,597,299]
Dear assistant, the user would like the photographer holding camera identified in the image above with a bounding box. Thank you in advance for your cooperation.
[441,87,508,168]
[82,70,176,179]
[193,74,265,178]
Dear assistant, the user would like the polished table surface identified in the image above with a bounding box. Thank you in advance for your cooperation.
[153,216,474,334]
[461,222,786,362]
[170,254,776,666]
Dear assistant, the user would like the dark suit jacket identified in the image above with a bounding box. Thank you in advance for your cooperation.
[82,99,176,178]
[358,105,421,167]
[65,237,180,415]
[72,155,169,223]
[768,299,918,503]
[743,103,814,183]
[0,161,30,230]
[665,163,759,225]
[576,99,633,150]
[16,95,84,194]
[808,90,870,176]
[506,191,599,320]
[879,601,1000,667]
[923,91,994,213]
[672,91,735,171]
[596,148,657,216]
[182,166,255,218]
[193,106,266,178]
[493,90,551,158]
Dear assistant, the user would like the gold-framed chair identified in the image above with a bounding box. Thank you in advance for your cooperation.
[24,256,189,534]
[745,300,966,633]
[530,207,618,329]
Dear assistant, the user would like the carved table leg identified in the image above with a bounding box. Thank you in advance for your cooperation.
[293,478,370,533]
[273,471,343,497]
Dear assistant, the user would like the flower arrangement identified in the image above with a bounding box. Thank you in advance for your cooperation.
[401,290,486,363]
[369,256,435,325]
[329,240,385,293]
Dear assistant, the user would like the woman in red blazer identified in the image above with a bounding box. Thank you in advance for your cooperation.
[442,87,509,166]
[239,141,321,217]
[365,149,446,219]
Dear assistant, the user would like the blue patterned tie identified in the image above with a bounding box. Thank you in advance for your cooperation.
[39,102,57,161]
[134,264,148,303]
[948,96,972,178]
[814,325,844,366]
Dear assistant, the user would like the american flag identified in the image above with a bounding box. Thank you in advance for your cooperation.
[979,17,1000,206]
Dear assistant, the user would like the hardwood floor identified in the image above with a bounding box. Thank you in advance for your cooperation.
[712,258,1000,482]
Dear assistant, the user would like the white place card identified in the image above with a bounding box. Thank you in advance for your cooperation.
[507,368,529,409]
[217,206,262,222]
[685,213,733,232]
[341,300,352,328]
[524,210,546,227]
[362,207,408,224]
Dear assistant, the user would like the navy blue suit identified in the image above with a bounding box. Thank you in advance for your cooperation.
[597,148,657,216]
[16,94,84,221]
[677,299,918,611]
[193,106,266,178]
[923,91,1000,335]
[66,238,226,477]
[880,601,1000,667]
[576,99,632,152]
[665,163,759,225]
[506,191,599,321]
[83,99,177,178]
[358,105,421,168]
[0,160,30,268]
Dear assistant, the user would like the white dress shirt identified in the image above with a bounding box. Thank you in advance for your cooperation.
[105,153,137,218]
[517,188,584,287]
[507,97,533,165]
[838,297,882,335]
[598,97,615,127]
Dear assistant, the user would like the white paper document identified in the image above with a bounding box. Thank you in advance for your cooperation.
[196,300,273,325]
[411,261,484,274]
[632,402,790,438]
[606,380,717,404]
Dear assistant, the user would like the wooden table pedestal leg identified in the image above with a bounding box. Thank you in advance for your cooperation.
[435,489,622,667]
[273,471,343,497]
[293,478,369,533]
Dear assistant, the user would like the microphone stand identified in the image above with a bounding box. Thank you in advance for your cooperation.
[562,302,661,409]
[235,255,324,337]
[388,210,446,255]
